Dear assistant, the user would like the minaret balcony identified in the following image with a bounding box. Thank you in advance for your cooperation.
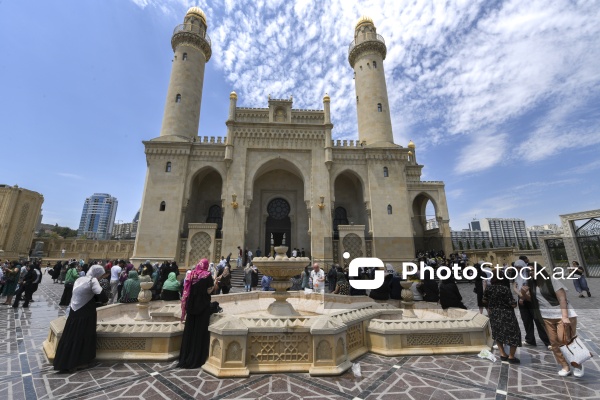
[172,23,212,60]
[348,33,385,53]
[348,33,386,67]
[173,23,211,46]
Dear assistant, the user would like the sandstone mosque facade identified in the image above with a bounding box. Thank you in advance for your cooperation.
[132,7,451,267]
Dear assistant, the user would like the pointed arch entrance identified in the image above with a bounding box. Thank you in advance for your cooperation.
[265,198,291,256]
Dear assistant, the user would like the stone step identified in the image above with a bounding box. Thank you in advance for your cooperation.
[228,266,263,287]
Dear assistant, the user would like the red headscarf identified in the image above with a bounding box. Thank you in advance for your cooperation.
[181,259,211,321]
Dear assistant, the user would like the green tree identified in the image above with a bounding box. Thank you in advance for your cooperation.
[474,241,479,249]
[526,241,532,250]
[532,241,538,249]
[466,240,471,250]
[459,241,464,250]
[482,240,487,249]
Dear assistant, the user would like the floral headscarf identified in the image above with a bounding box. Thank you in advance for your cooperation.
[180,259,211,321]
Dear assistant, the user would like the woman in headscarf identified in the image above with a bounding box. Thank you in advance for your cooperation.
[52,261,62,283]
[118,263,134,300]
[2,261,21,305]
[439,276,467,310]
[161,272,181,300]
[59,262,80,306]
[333,268,350,295]
[178,258,218,369]
[53,265,107,372]
[58,261,68,283]
[218,265,231,294]
[119,271,141,303]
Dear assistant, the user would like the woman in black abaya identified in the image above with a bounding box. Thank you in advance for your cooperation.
[53,265,107,372]
[177,258,217,369]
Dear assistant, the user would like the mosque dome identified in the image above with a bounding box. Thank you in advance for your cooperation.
[355,15,374,30]
[408,140,415,149]
[186,7,207,26]
[323,93,330,102]
[230,91,238,100]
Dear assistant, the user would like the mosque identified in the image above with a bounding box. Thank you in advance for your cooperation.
[132,7,452,267]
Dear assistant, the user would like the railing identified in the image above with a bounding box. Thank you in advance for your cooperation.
[348,33,385,52]
[173,23,211,47]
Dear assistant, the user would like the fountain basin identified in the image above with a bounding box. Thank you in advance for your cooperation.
[43,301,184,362]
[43,293,493,377]
[201,291,493,377]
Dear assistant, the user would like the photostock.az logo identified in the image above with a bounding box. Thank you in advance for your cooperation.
[344,252,385,290]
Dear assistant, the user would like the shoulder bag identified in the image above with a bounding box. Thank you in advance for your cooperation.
[559,324,593,369]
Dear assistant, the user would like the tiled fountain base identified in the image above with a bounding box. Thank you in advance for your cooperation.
[1,279,599,399]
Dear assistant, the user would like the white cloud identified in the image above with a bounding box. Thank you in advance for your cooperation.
[128,0,600,175]
[454,133,507,175]
[57,172,83,180]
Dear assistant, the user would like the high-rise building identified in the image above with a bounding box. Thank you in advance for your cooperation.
[77,193,118,240]
[450,229,491,250]
[475,218,529,248]
[113,210,140,240]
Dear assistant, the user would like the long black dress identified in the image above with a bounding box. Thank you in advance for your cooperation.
[485,284,522,347]
[178,275,214,369]
[53,299,98,371]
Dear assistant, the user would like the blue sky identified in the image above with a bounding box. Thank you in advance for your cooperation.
[1,0,599,231]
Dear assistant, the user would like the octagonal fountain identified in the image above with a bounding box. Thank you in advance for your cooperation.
[44,250,493,377]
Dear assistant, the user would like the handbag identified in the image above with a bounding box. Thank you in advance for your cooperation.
[559,324,593,368]
[210,301,223,314]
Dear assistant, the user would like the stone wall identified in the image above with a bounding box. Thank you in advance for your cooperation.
[0,185,44,260]
[30,238,135,262]
[464,248,543,265]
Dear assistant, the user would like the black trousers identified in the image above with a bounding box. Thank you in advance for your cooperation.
[13,284,37,307]
[518,301,550,346]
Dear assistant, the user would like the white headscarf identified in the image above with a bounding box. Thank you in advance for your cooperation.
[86,264,106,279]
[70,265,104,311]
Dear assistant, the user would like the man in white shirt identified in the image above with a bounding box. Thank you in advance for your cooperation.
[292,248,298,258]
[310,263,325,293]
[110,261,123,304]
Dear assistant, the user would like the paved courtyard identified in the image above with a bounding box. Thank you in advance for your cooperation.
[1,278,599,400]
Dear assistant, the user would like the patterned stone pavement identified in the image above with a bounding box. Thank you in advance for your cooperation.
[1,278,599,400]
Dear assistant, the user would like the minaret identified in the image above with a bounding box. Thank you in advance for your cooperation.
[348,16,394,146]
[159,7,212,138]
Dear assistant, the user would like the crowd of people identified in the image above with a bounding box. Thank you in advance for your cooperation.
[1,249,593,378]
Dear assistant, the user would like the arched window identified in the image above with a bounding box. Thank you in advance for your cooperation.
[165,162,172,172]
[333,207,349,239]
[377,103,382,112]
[176,94,181,103]
[160,201,166,211]
[383,167,388,177]
[387,204,392,215]
[183,52,188,61]
[373,61,377,68]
